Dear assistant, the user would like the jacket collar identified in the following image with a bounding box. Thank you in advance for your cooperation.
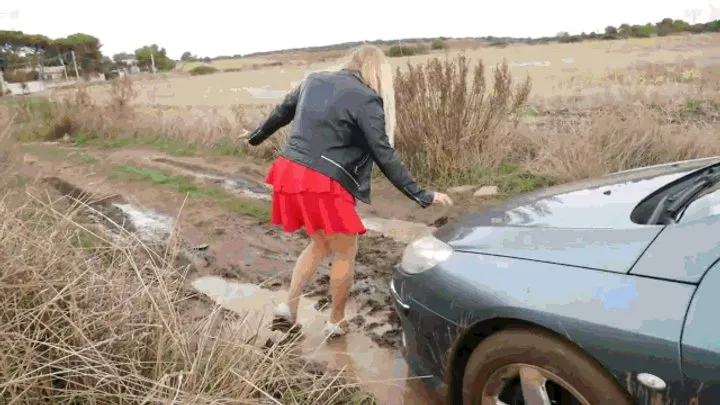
[340,68,364,83]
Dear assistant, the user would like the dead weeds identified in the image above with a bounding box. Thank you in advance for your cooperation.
[0,116,375,404]
[7,56,720,195]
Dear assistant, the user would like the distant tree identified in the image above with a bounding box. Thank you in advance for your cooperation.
[0,31,103,75]
[618,24,632,38]
[134,44,176,71]
[603,25,619,39]
[180,51,196,62]
[688,23,707,33]
[657,24,673,36]
[629,24,656,38]
[112,52,133,64]
[54,33,104,74]
[431,39,446,50]
[657,18,674,27]
[672,19,690,31]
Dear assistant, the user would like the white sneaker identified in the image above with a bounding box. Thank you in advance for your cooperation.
[273,303,292,321]
[325,321,347,338]
[271,303,302,334]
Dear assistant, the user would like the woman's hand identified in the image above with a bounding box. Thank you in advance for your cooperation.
[432,192,454,206]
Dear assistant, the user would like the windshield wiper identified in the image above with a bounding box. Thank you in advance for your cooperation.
[648,167,720,225]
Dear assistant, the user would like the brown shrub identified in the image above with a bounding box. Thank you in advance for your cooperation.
[0,199,375,404]
[0,117,374,404]
[11,57,720,194]
[394,55,532,185]
[510,90,720,182]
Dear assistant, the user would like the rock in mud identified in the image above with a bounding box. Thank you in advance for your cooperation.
[23,154,38,165]
[474,185,499,197]
[447,184,475,194]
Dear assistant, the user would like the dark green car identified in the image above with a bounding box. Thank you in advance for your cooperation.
[392,156,720,405]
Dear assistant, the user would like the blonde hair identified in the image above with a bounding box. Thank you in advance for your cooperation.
[341,45,397,146]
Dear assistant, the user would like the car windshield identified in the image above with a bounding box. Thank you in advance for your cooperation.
[644,164,720,225]
[677,182,720,222]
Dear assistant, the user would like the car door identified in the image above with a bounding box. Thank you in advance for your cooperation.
[680,260,720,403]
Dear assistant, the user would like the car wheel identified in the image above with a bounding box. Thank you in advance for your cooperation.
[461,328,631,405]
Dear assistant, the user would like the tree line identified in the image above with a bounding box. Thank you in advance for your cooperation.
[1,16,719,83]
[553,18,720,44]
[0,31,177,83]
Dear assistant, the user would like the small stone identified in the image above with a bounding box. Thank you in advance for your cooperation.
[473,186,499,197]
[62,134,71,142]
[23,154,38,165]
[447,185,475,194]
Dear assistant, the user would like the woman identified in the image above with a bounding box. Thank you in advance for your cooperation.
[244,44,453,338]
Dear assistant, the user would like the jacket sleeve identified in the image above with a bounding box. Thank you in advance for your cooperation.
[247,84,301,146]
[356,96,434,208]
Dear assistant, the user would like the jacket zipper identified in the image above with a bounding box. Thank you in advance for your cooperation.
[321,155,360,188]
[354,154,370,174]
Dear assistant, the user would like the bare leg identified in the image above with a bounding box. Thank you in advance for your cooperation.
[327,233,359,326]
[284,231,329,322]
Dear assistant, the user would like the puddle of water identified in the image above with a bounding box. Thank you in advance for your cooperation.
[224,176,272,201]
[242,87,288,99]
[506,60,552,67]
[192,276,437,405]
[147,157,272,202]
[113,203,176,243]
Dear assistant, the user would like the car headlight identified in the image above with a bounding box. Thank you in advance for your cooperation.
[400,235,453,274]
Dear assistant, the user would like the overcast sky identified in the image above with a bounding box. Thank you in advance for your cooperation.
[2,0,719,59]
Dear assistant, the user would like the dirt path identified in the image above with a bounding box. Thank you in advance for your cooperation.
[17,143,443,404]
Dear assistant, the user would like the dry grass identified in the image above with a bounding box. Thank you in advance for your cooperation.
[394,55,531,184]
[0,114,374,404]
[390,54,720,187]
[9,47,720,192]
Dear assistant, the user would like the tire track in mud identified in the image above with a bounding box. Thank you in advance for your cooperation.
[41,160,412,349]
[28,148,446,404]
[136,155,429,348]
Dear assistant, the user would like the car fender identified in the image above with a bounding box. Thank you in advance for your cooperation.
[406,252,695,403]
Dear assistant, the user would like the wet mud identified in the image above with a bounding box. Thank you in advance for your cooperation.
[42,167,410,351]
[307,231,407,348]
[31,149,442,404]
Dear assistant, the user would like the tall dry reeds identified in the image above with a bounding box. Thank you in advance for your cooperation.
[0,110,374,404]
[10,58,720,191]
[512,86,720,182]
[394,56,720,187]
[14,78,285,161]
[393,55,532,185]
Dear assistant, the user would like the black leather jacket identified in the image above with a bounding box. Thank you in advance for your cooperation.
[248,69,434,207]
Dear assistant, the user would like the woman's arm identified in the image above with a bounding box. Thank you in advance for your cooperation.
[356,96,434,208]
[247,84,302,146]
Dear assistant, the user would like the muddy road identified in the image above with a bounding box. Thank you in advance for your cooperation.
[18,143,476,404]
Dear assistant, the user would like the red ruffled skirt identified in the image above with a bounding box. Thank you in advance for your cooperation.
[265,156,366,236]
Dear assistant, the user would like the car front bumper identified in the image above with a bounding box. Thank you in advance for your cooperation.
[390,271,453,394]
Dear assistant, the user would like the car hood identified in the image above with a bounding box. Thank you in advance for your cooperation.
[435,157,720,273]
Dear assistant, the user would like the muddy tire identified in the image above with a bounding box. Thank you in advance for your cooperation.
[461,328,631,405]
